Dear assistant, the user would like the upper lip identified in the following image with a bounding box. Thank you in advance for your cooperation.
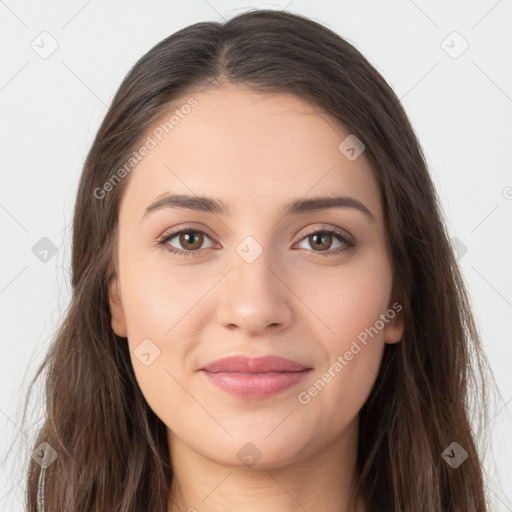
[201,355,311,373]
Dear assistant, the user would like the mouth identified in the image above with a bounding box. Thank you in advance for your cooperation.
[199,355,312,399]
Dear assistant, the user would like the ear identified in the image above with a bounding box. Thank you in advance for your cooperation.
[108,275,127,338]
[383,301,405,345]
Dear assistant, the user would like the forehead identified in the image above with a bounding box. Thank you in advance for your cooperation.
[119,85,383,223]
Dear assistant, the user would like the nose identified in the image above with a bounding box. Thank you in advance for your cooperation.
[216,245,294,336]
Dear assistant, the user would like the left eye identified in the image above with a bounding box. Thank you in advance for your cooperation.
[294,228,353,255]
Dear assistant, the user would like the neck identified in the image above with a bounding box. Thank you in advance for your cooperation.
[167,416,364,512]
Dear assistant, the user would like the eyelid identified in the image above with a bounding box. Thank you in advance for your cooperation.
[157,224,217,248]
[295,224,353,244]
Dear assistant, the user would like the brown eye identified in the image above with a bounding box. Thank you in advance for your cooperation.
[178,231,204,251]
[308,232,333,251]
[159,228,215,256]
[295,227,354,257]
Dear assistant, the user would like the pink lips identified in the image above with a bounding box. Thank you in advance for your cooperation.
[200,355,312,399]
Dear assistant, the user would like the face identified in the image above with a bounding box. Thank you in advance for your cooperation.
[109,84,404,469]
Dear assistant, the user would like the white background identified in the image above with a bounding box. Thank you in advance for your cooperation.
[1,0,511,510]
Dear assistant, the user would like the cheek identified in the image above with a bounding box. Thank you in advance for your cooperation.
[298,255,392,348]
[120,268,200,417]
[293,256,392,412]
[119,251,210,343]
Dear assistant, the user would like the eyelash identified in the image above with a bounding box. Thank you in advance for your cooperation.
[156,225,355,258]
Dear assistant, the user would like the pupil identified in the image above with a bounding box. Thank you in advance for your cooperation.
[312,233,330,249]
[183,232,200,248]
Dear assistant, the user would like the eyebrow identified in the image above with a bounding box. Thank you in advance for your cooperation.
[142,192,375,222]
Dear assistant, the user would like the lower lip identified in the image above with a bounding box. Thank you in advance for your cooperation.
[201,369,312,399]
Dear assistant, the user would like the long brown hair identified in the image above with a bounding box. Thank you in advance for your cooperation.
[20,9,490,511]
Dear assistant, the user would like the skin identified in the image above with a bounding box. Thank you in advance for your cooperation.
[109,83,404,512]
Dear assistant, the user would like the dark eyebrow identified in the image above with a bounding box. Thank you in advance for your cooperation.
[284,195,375,221]
[142,193,375,222]
[143,193,229,218]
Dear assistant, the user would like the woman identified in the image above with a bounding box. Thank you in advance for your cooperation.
[23,9,490,511]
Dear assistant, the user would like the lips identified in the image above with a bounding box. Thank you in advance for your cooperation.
[199,355,313,399]
[201,355,310,373]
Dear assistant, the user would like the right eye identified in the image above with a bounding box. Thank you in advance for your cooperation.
[157,227,217,257]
